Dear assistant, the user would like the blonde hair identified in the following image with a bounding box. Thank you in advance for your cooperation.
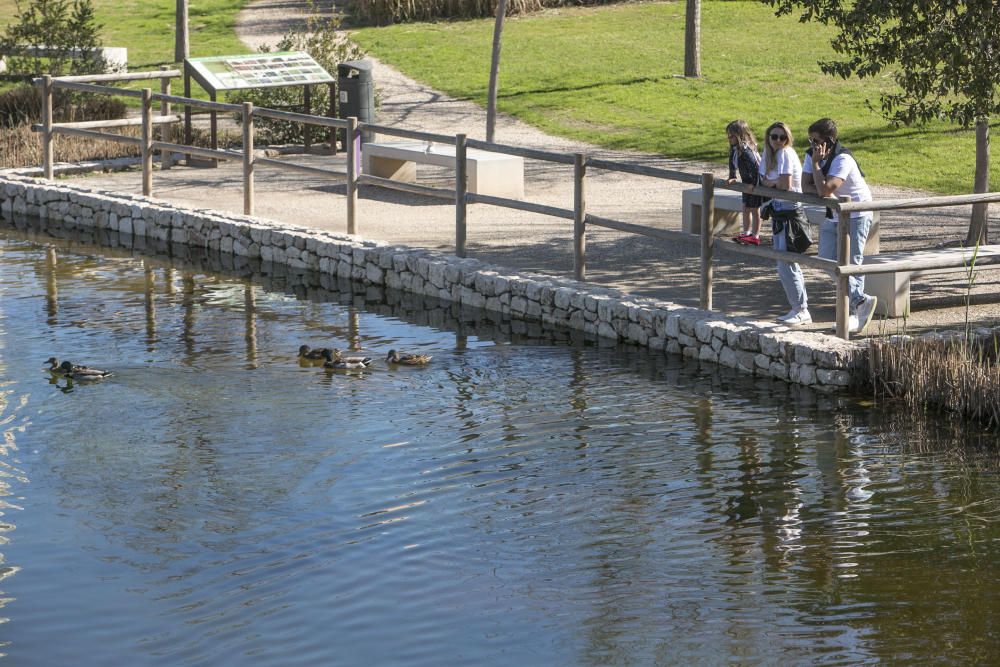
[763,121,794,173]
[726,119,758,153]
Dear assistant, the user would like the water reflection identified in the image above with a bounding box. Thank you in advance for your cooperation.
[3,216,1000,664]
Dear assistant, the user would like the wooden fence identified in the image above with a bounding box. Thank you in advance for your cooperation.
[32,72,1000,341]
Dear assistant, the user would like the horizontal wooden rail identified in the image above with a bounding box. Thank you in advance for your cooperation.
[465,138,576,165]
[586,157,704,185]
[357,174,454,200]
[151,141,242,162]
[50,126,142,144]
[586,214,695,243]
[48,80,143,97]
[719,238,840,272]
[839,191,1000,213]
[154,92,242,114]
[361,123,455,144]
[836,252,1000,277]
[467,192,575,219]
[720,179,841,210]
[253,107,347,129]
[32,115,179,132]
[255,156,346,178]
[46,70,180,83]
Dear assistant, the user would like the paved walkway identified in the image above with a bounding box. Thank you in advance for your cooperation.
[58,0,1000,336]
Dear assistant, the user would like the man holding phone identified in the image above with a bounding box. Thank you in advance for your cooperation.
[802,118,878,334]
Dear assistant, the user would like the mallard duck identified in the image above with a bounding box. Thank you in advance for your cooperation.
[46,357,103,376]
[58,360,112,381]
[385,349,433,365]
[321,348,372,369]
[298,344,332,360]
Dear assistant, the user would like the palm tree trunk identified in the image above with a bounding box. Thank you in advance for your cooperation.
[486,0,508,143]
[965,117,991,246]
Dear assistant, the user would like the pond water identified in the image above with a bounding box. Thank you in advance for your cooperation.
[1,222,1000,665]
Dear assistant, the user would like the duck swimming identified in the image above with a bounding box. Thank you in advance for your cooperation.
[46,357,105,376]
[57,360,112,381]
[321,349,373,370]
[385,349,433,365]
[298,344,332,360]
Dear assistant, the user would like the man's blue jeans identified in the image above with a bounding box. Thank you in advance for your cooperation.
[818,213,873,311]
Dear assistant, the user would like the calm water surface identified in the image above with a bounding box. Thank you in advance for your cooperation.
[1,226,1000,665]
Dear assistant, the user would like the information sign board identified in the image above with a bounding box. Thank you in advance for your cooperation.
[186,52,334,92]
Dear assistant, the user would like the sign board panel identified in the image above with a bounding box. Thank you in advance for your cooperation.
[186,52,334,92]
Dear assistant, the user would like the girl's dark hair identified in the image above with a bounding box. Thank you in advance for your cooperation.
[726,119,758,152]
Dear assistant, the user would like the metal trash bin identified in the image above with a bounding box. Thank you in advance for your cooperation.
[337,60,374,145]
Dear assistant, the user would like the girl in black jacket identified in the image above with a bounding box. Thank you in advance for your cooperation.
[725,120,766,245]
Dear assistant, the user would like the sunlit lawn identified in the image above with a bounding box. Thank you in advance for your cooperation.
[352,1,998,194]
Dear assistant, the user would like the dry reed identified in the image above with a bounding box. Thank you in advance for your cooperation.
[0,123,141,168]
[870,334,1000,429]
[351,0,616,25]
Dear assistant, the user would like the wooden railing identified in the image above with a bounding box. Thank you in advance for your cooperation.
[32,71,1000,340]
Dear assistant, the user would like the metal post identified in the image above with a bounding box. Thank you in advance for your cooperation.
[346,116,358,235]
[243,102,254,216]
[303,85,312,153]
[40,74,53,179]
[455,133,468,258]
[699,172,715,310]
[835,195,852,339]
[159,65,172,170]
[141,88,153,197]
[574,153,587,281]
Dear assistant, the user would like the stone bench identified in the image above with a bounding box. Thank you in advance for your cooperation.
[863,245,1000,317]
[681,187,880,254]
[362,140,524,199]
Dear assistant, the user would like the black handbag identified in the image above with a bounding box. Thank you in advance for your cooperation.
[773,209,813,254]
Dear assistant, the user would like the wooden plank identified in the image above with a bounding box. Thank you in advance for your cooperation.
[37,115,179,131]
[467,192,574,219]
[52,126,142,144]
[51,80,143,97]
[254,107,347,129]
[466,138,576,165]
[838,247,1000,276]
[254,156,346,178]
[154,92,241,113]
[586,157,703,184]
[357,174,454,200]
[361,123,454,144]
[151,140,241,162]
[840,191,1000,213]
[586,214,694,244]
[50,70,181,83]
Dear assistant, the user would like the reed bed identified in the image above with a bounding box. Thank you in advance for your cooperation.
[351,0,617,25]
[870,334,1000,429]
[0,123,142,169]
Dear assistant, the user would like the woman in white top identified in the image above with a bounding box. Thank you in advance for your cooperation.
[758,121,809,326]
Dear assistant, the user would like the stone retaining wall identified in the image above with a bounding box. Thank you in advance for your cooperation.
[0,173,868,390]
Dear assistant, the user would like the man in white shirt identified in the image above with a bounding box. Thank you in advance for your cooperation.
[802,118,878,334]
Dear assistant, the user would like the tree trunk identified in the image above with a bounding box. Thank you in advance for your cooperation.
[175,0,189,63]
[965,117,991,246]
[486,0,508,143]
[684,0,701,78]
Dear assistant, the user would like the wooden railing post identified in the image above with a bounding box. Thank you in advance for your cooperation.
[574,152,587,281]
[40,74,53,179]
[835,195,852,339]
[303,85,312,153]
[700,172,715,310]
[242,102,254,216]
[455,133,468,257]
[159,65,172,170]
[141,87,153,197]
[346,116,358,235]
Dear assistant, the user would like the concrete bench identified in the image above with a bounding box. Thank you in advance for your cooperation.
[681,187,880,254]
[863,245,1000,317]
[362,140,524,199]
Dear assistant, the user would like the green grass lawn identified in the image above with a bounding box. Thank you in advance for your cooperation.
[351,1,999,195]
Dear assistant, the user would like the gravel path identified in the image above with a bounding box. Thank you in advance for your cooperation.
[63,0,1000,335]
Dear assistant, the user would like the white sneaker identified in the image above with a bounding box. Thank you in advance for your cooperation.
[784,310,812,326]
[855,295,878,333]
[776,309,798,322]
[829,315,861,333]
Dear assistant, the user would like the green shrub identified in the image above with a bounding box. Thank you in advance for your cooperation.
[227,10,367,146]
[0,0,106,77]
